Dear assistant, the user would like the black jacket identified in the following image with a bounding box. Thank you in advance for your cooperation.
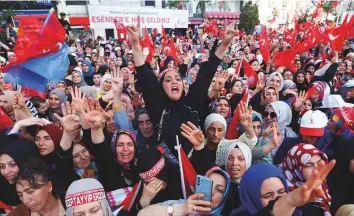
[136,54,221,155]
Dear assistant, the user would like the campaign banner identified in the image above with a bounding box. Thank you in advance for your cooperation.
[87,5,188,29]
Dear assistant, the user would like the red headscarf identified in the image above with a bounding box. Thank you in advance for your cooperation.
[281,144,331,215]
[36,124,63,149]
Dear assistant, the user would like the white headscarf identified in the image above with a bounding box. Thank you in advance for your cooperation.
[266,72,284,91]
[215,140,252,183]
[100,74,112,94]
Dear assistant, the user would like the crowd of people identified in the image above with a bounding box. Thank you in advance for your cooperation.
[0,11,353,216]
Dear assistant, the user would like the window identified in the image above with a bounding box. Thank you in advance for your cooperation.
[145,0,155,7]
[105,29,114,40]
[66,0,87,5]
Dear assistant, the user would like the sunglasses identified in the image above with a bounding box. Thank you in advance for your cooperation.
[263,111,277,119]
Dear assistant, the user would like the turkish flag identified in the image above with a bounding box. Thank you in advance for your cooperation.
[168,38,178,65]
[273,48,297,73]
[179,146,197,196]
[258,26,270,64]
[284,29,297,47]
[295,22,312,33]
[152,28,158,37]
[141,27,155,62]
[113,19,128,42]
[106,181,141,211]
[226,90,249,139]
[293,24,321,54]
[204,19,218,36]
[161,24,168,42]
[328,14,350,52]
[242,59,258,88]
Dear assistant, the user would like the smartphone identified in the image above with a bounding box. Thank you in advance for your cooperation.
[195,175,213,202]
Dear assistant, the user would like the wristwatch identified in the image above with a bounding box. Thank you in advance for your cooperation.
[167,204,174,216]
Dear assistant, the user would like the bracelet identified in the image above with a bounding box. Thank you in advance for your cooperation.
[112,104,124,112]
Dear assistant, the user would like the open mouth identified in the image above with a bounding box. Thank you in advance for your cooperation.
[171,86,179,94]
[231,167,241,175]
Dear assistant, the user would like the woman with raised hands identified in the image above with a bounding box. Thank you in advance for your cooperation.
[126,19,236,157]
[53,101,99,193]
[79,97,140,192]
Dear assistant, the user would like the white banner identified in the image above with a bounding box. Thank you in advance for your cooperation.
[87,5,188,29]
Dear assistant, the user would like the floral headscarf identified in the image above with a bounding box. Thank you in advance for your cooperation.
[211,96,232,124]
[280,144,331,215]
[260,86,279,106]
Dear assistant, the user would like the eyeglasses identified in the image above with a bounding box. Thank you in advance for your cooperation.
[263,111,277,119]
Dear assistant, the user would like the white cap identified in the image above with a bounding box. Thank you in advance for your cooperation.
[73,67,82,73]
[320,95,354,108]
[300,110,328,136]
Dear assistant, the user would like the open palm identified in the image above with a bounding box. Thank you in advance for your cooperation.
[181,121,205,147]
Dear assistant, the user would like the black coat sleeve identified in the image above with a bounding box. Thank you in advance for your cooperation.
[311,63,338,84]
[186,54,222,112]
[178,63,188,78]
[190,147,215,175]
[55,147,80,192]
[136,62,165,126]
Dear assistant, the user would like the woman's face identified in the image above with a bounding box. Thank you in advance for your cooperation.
[109,60,115,69]
[260,177,287,207]
[232,81,243,94]
[295,61,302,69]
[296,73,305,84]
[167,61,174,69]
[345,62,353,73]
[116,134,135,164]
[252,121,262,137]
[122,69,130,81]
[206,122,225,146]
[346,88,354,100]
[227,148,246,180]
[38,102,48,114]
[82,64,89,73]
[183,79,189,94]
[190,71,197,83]
[307,66,315,74]
[73,144,91,169]
[269,75,281,90]
[302,154,322,181]
[35,130,55,156]
[283,71,293,81]
[162,70,183,101]
[127,62,134,70]
[49,94,60,109]
[302,99,312,111]
[56,83,65,92]
[251,61,260,71]
[16,179,53,213]
[103,78,112,91]
[117,58,123,66]
[0,154,19,184]
[72,73,82,84]
[73,201,104,216]
[265,106,277,126]
[265,88,277,102]
[232,60,239,69]
[92,54,98,62]
[209,173,226,209]
[216,99,230,119]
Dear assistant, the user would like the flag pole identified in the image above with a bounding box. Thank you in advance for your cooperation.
[175,135,187,199]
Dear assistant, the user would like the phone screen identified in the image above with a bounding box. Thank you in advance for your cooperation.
[195,175,213,202]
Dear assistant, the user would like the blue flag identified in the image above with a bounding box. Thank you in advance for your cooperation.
[5,44,69,91]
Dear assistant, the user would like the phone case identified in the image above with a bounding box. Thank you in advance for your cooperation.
[195,175,213,202]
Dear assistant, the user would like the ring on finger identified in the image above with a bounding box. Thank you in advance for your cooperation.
[193,206,197,212]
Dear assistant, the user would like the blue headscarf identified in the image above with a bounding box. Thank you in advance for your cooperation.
[205,167,231,216]
[236,163,289,215]
[82,61,94,77]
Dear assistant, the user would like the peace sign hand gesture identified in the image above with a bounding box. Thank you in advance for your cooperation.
[180,121,205,151]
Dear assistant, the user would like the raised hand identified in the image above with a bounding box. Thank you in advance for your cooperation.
[126,16,141,45]
[140,179,164,208]
[255,80,265,92]
[180,121,205,150]
[11,92,26,110]
[270,123,281,148]
[184,50,193,64]
[71,87,86,114]
[213,72,228,92]
[83,98,106,130]
[54,102,80,137]
[238,101,256,139]
[294,91,307,112]
[221,22,236,46]
[111,66,123,95]
[286,160,336,207]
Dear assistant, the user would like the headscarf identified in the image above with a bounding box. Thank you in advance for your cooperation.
[215,140,252,183]
[280,144,331,215]
[211,97,232,124]
[260,86,279,106]
[237,163,289,215]
[307,81,330,103]
[48,89,67,123]
[35,124,63,163]
[293,70,308,92]
[266,101,298,146]
[137,148,168,183]
[100,74,112,95]
[282,80,296,91]
[336,205,354,216]
[65,178,113,216]
[204,113,228,133]
[111,129,137,159]
[266,72,284,91]
[79,86,97,99]
[71,71,88,88]
[204,167,231,215]
[328,107,354,137]
[72,142,98,179]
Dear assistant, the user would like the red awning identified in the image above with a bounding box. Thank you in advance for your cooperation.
[204,12,240,19]
[69,17,90,26]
